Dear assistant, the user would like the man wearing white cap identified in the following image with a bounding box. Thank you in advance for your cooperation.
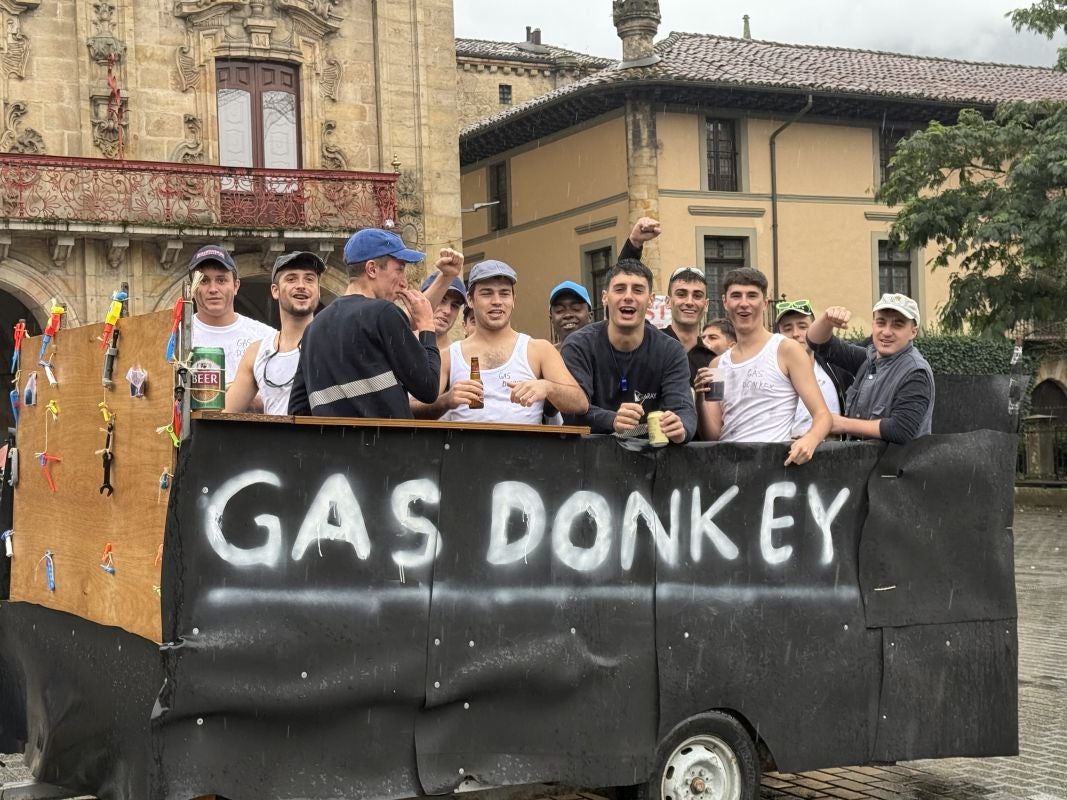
[415,260,587,424]
[806,293,934,443]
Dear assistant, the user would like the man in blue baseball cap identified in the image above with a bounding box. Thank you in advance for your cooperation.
[548,280,593,350]
[420,271,467,351]
[287,228,462,418]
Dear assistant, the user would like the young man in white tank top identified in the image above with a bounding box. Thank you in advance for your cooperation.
[697,267,831,465]
[412,260,587,424]
[225,251,324,415]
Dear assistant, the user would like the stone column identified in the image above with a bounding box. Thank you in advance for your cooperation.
[624,96,660,279]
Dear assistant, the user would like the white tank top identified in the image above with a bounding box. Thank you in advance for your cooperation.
[791,360,840,438]
[719,334,797,443]
[441,334,543,424]
[251,333,301,416]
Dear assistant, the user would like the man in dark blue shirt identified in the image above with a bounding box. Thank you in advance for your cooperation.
[288,228,461,418]
[561,258,696,443]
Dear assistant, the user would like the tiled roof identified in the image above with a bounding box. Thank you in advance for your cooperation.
[461,32,1067,157]
[651,32,1067,105]
[456,37,613,69]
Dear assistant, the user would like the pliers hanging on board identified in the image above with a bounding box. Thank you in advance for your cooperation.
[98,418,115,496]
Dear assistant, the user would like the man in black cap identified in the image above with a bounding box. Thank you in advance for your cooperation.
[188,243,275,383]
[226,251,324,415]
[288,228,461,418]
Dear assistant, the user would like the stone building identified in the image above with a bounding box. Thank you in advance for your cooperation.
[459,0,1067,340]
[0,0,462,426]
[456,27,610,128]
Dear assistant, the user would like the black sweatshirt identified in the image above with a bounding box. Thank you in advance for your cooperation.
[561,320,697,441]
[288,294,439,418]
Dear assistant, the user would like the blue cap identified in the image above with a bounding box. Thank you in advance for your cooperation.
[420,271,468,304]
[343,228,425,265]
[549,280,592,308]
[467,259,517,287]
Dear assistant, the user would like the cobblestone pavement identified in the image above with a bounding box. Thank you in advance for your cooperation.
[2,508,1064,799]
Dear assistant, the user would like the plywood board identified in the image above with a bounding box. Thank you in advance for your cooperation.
[10,310,176,642]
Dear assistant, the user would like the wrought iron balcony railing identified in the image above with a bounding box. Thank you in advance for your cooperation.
[0,154,397,233]
[1014,319,1067,342]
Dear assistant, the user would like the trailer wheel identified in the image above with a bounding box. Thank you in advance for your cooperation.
[641,711,759,800]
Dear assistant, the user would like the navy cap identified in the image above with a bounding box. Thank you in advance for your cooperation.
[188,244,238,276]
[271,251,326,283]
[549,280,592,308]
[467,259,517,287]
[420,271,468,304]
[343,228,425,265]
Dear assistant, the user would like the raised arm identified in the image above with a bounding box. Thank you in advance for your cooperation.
[387,293,440,404]
[420,248,464,308]
[224,340,262,413]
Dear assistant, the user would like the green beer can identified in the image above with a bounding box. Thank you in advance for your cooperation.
[189,346,226,410]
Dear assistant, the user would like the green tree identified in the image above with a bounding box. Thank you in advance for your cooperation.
[876,2,1067,335]
[1008,0,1067,70]
[877,102,1067,335]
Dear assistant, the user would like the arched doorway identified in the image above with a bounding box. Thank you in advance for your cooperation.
[1031,379,1067,422]
[0,290,43,432]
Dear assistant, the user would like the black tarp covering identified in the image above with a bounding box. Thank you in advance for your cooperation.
[932,374,1022,435]
[655,440,883,773]
[417,432,657,792]
[0,414,1019,799]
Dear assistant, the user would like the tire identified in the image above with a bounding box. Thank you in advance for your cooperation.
[639,711,760,800]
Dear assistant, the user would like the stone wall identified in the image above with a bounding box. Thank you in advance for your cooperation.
[0,0,461,325]
[457,60,574,129]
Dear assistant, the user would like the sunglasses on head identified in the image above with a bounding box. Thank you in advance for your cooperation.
[670,266,706,283]
[775,299,813,315]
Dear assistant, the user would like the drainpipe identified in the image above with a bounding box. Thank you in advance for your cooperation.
[769,94,813,304]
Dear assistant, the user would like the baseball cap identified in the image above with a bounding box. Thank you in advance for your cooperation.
[343,228,425,265]
[873,292,920,326]
[774,298,815,326]
[271,251,326,283]
[188,244,238,275]
[420,271,468,304]
[467,259,517,287]
[549,280,592,308]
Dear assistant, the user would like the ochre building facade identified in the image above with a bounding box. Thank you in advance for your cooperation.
[459,1,1067,340]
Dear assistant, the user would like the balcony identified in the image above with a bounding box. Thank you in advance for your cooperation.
[0,154,397,234]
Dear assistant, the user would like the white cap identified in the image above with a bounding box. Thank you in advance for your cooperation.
[872,293,920,326]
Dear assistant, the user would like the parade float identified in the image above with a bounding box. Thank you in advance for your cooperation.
[0,284,1019,800]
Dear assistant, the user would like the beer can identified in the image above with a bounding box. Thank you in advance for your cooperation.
[189,347,226,410]
[646,410,669,447]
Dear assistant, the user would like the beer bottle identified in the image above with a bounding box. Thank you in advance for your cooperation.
[469,356,484,409]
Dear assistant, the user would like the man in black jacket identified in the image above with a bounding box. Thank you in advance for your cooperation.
[561,257,696,443]
[288,228,461,418]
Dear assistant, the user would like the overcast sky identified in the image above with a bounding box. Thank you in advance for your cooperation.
[453,0,1065,67]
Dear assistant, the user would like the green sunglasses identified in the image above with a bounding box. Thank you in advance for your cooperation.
[775,298,813,315]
